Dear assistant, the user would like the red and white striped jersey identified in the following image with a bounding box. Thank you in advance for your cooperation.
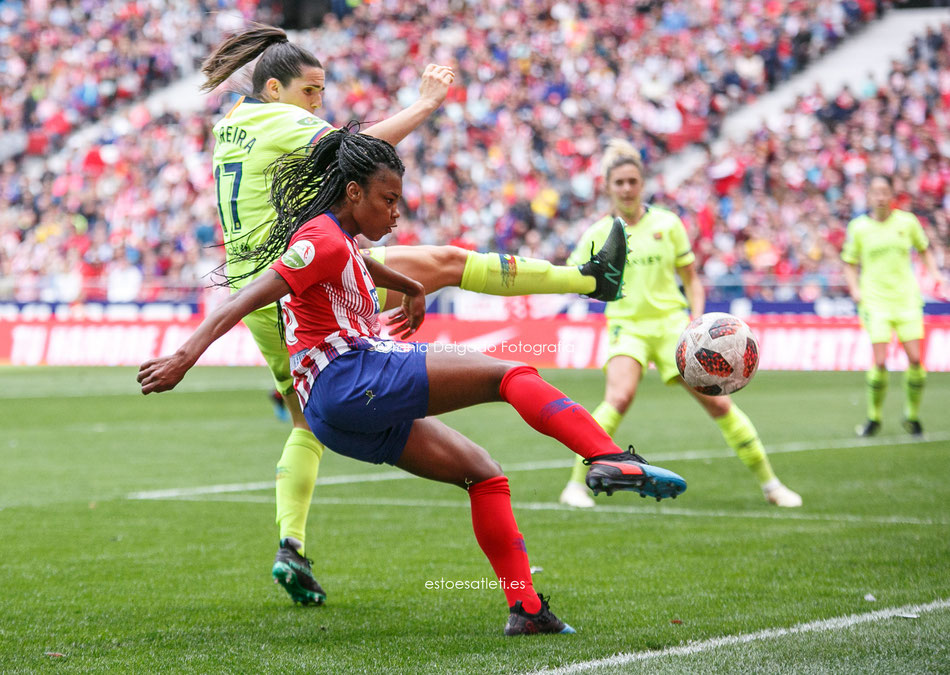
[270,212,389,404]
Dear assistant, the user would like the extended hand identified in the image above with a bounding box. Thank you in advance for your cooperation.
[418,64,455,108]
[137,354,193,394]
[387,286,426,339]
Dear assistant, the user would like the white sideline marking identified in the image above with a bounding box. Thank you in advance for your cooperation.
[159,495,949,527]
[126,432,950,501]
[530,598,950,675]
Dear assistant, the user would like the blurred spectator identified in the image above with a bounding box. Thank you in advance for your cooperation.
[1,0,915,305]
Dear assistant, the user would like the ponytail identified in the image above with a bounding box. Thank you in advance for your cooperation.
[201,22,321,94]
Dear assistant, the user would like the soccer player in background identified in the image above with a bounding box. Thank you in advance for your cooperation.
[202,24,627,605]
[558,139,802,509]
[843,175,949,437]
[139,129,686,635]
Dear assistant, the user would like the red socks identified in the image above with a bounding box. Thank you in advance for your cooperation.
[499,365,619,460]
[468,476,540,614]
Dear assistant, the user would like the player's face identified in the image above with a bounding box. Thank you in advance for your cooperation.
[606,162,644,217]
[272,66,326,114]
[352,168,402,241]
[868,178,893,215]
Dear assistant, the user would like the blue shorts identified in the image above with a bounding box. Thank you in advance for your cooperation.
[304,347,429,465]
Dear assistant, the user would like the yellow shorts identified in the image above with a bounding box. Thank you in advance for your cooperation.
[606,314,689,384]
[242,302,293,396]
[363,246,388,309]
[859,305,924,344]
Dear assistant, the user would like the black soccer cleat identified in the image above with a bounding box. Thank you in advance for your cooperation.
[584,446,686,501]
[272,538,326,606]
[855,420,881,438]
[579,217,628,301]
[504,594,575,636]
[902,418,923,437]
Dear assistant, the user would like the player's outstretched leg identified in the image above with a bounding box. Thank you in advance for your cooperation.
[459,215,628,300]
[430,358,686,502]
[374,216,629,310]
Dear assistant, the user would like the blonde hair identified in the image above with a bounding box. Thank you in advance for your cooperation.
[600,139,644,182]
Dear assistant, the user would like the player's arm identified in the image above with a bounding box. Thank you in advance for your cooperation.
[921,248,950,298]
[138,272,291,394]
[841,219,862,303]
[843,262,861,304]
[362,64,455,146]
[676,261,705,318]
[362,255,426,338]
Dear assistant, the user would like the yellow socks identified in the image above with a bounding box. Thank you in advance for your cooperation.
[715,405,776,486]
[275,427,325,554]
[460,252,596,297]
[903,364,925,422]
[866,366,888,422]
[569,402,623,484]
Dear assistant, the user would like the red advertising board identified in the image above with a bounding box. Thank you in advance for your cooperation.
[2,314,949,371]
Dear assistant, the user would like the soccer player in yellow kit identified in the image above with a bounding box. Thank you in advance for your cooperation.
[842,175,948,437]
[558,139,802,509]
[203,24,627,605]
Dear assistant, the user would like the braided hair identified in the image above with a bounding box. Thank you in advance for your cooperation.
[225,124,405,284]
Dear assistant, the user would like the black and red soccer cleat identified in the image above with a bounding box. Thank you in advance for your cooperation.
[504,594,575,636]
[584,446,687,501]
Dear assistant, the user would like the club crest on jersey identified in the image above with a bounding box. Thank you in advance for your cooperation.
[281,240,315,269]
[297,117,323,126]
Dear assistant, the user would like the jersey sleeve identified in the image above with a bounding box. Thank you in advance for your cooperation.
[670,216,696,268]
[271,221,347,295]
[909,215,929,252]
[840,219,861,264]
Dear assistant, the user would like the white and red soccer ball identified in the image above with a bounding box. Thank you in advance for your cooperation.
[675,312,759,396]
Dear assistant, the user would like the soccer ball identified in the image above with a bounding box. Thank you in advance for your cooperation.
[675,312,759,396]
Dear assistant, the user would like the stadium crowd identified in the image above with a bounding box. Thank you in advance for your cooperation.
[661,23,950,301]
[0,0,263,160]
[4,0,945,306]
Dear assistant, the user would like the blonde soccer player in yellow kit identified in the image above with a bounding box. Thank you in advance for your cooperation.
[558,139,802,509]
[842,175,949,437]
[203,25,628,605]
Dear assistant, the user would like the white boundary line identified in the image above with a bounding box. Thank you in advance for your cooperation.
[159,495,949,527]
[126,432,950,501]
[530,598,950,675]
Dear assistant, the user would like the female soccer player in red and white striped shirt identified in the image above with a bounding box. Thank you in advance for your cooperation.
[138,128,686,635]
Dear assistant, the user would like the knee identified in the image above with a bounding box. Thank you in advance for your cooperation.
[705,396,732,418]
[606,385,635,414]
[457,456,503,489]
[432,245,470,276]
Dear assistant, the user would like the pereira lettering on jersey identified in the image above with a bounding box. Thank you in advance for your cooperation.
[214,124,257,153]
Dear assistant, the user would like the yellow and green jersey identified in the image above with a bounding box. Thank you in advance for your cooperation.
[840,209,928,312]
[569,206,695,321]
[212,97,335,287]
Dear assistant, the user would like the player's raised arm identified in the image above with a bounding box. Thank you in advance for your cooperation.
[362,64,455,147]
[137,272,291,394]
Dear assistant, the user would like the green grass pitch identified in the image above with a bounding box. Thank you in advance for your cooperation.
[1,366,948,673]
